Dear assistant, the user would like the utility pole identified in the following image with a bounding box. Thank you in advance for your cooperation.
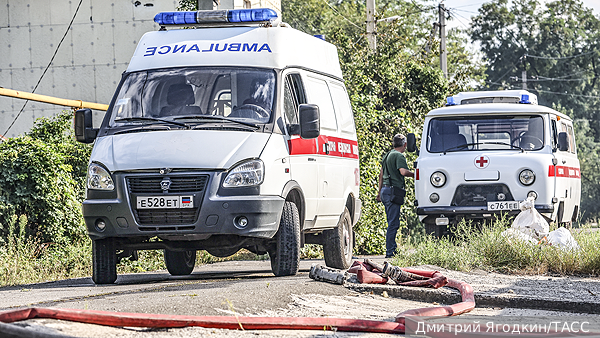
[366,0,376,51]
[438,3,447,79]
[522,70,527,90]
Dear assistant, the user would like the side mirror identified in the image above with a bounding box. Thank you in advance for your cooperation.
[298,104,320,139]
[406,133,417,152]
[288,124,300,136]
[557,132,569,151]
[74,108,98,144]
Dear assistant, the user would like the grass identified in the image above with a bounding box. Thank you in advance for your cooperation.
[392,216,600,276]
[5,213,597,287]
[0,215,326,287]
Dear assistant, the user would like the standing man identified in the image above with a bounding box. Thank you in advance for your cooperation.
[377,134,414,258]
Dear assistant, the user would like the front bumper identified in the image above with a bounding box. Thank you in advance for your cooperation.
[83,171,284,240]
[417,204,554,224]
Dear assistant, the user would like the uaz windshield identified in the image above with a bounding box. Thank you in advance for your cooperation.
[427,115,545,153]
[108,67,275,128]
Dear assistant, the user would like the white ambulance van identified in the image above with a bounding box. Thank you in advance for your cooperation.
[406,90,580,236]
[74,9,360,284]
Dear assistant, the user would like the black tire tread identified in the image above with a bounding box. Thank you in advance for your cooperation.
[270,201,300,276]
[164,250,196,276]
[92,238,117,284]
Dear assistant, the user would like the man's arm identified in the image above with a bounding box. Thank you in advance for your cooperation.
[399,168,414,178]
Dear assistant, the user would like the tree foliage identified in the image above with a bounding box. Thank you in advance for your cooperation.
[471,0,600,221]
[0,112,91,245]
[283,0,483,253]
[471,0,600,120]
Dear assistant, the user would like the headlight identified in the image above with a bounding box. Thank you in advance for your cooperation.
[519,169,535,186]
[430,171,446,187]
[87,163,114,190]
[223,160,264,187]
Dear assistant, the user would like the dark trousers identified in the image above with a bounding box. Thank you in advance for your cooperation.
[380,186,401,257]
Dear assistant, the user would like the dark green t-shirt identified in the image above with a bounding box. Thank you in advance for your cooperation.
[382,150,408,189]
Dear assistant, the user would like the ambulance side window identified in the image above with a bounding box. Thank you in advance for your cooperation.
[567,124,576,154]
[329,82,355,134]
[283,74,305,126]
[558,121,576,153]
[305,76,337,131]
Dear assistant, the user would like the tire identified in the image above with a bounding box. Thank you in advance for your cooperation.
[269,201,300,276]
[92,238,117,284]
[323,207,354,269]
[164,249,197,276]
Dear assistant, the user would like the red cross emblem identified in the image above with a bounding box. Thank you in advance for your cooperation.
[474,155,489,169]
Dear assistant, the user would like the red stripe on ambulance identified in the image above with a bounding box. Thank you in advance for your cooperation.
[288,136,358,159]
[548,165,581,179]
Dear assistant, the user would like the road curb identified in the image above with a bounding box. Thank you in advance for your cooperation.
[345,283,600,315]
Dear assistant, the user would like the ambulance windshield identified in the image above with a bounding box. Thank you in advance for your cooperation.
[108,67,275,128]
[427,115,544,153]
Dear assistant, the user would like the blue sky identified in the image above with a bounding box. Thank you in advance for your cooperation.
[442,0,600,30]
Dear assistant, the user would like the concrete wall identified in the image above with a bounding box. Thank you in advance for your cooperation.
[0,0,280,138]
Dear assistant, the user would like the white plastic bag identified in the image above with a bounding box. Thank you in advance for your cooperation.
[547,227,580,250]
[511,197,549,239]
[501,228,538,244]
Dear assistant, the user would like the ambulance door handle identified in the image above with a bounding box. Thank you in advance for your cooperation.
[308,158,316,161]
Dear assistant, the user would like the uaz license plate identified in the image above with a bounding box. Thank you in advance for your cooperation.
[136,196,194,209]
[487,201,519,211]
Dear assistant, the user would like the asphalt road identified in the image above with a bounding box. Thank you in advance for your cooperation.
[0,259,354,316]
[2,258,600,337]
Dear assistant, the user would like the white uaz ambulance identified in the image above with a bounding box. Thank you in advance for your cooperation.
[74,9,360,284]
[406,90,580,236]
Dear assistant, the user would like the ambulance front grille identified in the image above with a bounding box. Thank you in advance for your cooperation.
[127,175,208,194]
[451,184,514,206]
[126,174,209,227]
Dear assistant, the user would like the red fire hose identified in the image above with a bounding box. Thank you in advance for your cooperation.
[0,307,405,334]
[394,268,475,324]
[0,263,475,335]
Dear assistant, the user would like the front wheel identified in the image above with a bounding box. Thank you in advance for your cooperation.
[92,238,117,284]
[269,201,300,276]
[164,249,196,276]
[323,207,354,269]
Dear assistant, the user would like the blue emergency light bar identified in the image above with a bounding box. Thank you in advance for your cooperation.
[519,94,531,104]
[446,97,457,106]
[154,8,278,26]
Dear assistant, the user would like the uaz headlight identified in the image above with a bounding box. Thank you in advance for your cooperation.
[519,169,535,186]
[430,171,446,188]
[223,160,264,187]
[87,163,114,190]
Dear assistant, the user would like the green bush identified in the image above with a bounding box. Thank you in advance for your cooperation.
[0,111,91,245]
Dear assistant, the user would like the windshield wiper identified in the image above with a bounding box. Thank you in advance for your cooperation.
[114,117,189,129]
[443,142,524,154]
[174,115,258,129]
